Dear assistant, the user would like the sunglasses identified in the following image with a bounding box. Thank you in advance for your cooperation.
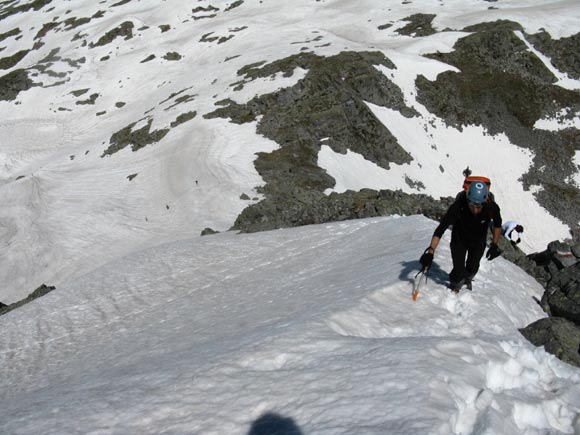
[468,201,483,209]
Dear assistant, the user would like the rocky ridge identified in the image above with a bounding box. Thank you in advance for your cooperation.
[206,20,580,237]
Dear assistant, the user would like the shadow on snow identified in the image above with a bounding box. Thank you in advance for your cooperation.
[247,412,304,435]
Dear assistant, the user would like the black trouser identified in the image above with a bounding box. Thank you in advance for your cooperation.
[449,239,486,284]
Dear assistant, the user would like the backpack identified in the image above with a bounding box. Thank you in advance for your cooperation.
[462,175,491,194]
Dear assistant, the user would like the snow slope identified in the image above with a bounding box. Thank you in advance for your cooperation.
[1,216,579,435]
[1,0,580,302]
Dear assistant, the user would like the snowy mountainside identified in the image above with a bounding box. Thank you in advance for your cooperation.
[0,0,579,304]
[1,215,579,434]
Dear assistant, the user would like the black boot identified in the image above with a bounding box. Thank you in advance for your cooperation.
[449,279,465,293]
[465,274,475,291]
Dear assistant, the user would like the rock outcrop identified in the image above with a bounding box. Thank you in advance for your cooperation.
[516,240,580,367]
[0,284,56,317]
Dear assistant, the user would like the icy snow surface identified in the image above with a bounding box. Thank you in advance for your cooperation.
[0,0,579,301]
[1,216,579,434]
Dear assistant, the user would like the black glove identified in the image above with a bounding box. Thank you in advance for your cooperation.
[420,248,433,269]
[486,243,501,261]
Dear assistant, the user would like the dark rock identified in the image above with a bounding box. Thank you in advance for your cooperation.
[520,317,580,368]
[232,189,454,233]
[527,30,580,81]
[63,16,92,31]
[225,1,244,12]
[89,21,134,48]
[396,14,437,37]
[201,228,219,236]
[517,239,580,365]
[102,119,169,156]
[192,6,219,13]
[163,52,182,61]
[544,262,580,325]
[0,0,53,21]
[496,235,527,264]
[0,28,22,43]
[524,241,580,291]
[572,243,580,259]
[34,21,59,39]
[0,69,34,101]
[27,284,56,300]
[112,0,132,6]
[0,284,56,317]
[0,49,30,70]
[71,88,90,97]
[76,92,99,105]
[547,240,578,269]
[170,111,197,128]
[141,54,155,63]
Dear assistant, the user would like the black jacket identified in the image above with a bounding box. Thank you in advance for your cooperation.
[434,192,502,246]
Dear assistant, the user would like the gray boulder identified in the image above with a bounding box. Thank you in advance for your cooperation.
[544,262,580,324]
[514,240,580,367]
[201,227,219,236]
[547,240,579,269]
[520,317,580,368]
[519,241,580,289]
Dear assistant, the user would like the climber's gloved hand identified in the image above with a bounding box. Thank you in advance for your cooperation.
[486,243,501,261]
[420,248,434,270]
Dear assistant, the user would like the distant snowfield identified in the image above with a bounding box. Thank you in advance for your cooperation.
[0,0,579,302]
[1,216,579,435]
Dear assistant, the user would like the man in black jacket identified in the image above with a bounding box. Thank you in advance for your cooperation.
[419,181,502,292]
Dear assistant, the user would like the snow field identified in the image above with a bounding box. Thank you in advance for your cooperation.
[1,0,579,302]
[0,216,578,434]
[1,1,580,432]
